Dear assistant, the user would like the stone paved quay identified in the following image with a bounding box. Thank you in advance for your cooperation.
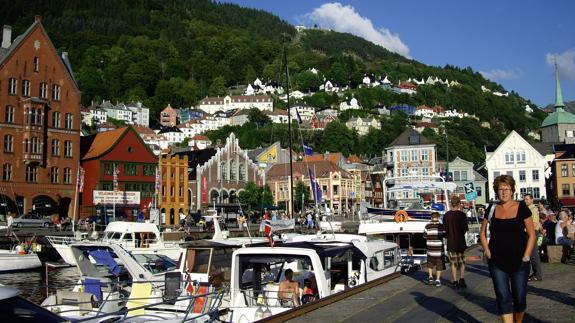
[289,247,575,323]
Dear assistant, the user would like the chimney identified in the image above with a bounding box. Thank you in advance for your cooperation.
[34,15,41,23]
[2,25,12,49]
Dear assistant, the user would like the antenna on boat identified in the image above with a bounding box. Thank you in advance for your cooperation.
[282,34,295,218]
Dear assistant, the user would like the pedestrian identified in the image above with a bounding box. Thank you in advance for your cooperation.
[423,212,445,286]
[443,195,469,289]
[480,175,536,323]
[555,211,575,246]
[306,212,314,230]
[238,214,246,231]
[523,193,542,282]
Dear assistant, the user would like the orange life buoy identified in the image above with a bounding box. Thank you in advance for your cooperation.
[394,210,409,223]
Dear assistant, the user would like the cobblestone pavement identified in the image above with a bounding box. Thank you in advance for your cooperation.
[288,247,575,323]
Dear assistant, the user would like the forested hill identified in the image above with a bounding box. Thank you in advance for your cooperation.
[0,0,548,165]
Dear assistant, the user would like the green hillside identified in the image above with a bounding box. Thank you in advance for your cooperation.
[0,0,548,165]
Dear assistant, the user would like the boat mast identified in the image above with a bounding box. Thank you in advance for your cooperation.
[283,42,294,218]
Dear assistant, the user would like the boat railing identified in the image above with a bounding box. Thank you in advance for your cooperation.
[46,235,83,246]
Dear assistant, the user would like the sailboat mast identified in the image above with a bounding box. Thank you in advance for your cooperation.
[284,44,294,218]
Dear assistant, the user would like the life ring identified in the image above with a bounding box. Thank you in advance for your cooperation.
[394,210,409,223]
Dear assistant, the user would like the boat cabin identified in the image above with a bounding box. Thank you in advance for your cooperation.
[102,221,164,249]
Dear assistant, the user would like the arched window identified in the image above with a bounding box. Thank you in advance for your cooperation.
[230,160,236,180]
[220,161,227,180]
[239,163,246,181]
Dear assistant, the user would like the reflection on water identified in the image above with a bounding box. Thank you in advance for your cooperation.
[0,265,80,304]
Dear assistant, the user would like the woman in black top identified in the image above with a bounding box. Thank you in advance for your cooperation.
[480,175,536,323]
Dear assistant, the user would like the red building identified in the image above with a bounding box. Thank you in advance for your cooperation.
[0,16,81,219]
[80,126,157,220]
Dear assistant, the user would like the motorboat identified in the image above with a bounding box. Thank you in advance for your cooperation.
[359,175,455,270]
[41,242,224,322]
[0,285,68,322]
[0,248,42,273]
[227,238,400,322]
[47,221,181,265]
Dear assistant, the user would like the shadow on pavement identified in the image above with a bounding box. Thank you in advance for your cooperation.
[465,263,491,278]
[410,291,481,323]
[527,285,575,307]
[460,291,545,323]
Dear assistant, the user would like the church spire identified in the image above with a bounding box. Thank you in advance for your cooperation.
[555,61,565,110]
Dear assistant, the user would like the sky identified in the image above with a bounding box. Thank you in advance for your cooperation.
[224,0,575,107]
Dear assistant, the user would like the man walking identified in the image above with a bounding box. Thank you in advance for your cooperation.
[524,194,542,281]
[443,196,468,289]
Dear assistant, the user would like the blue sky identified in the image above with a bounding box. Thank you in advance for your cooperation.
[225,0,575,107]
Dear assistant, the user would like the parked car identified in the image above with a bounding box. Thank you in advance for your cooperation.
[12,213,53,228]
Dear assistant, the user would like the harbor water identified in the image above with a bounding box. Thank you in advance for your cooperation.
[0,265,80,304]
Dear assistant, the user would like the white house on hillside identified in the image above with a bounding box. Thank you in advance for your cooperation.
[198,95,273,114]
[485,131,549,200]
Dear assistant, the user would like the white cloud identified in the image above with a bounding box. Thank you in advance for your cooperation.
[303,2,410,57]
[546,49,575,80]
[479,69,523,81]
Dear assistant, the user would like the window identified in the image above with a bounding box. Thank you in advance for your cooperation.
[39,82,48,99]
[30,137,40,154]
[461,171,467,181]
[401,168,408,177]
[4,105,14,123]
[220,161,227,180]
[52,84,61,101]
[238,163,245,181]
[51,139,60,156]
[505,151,514,164]
[453,171,460,181]
[2,164,12,181]
[562,164,568,177]
[102,183,113,191]
[25,165,38,182]
[64,140,72,157]
[533,187,540,199]
[230,160,236,180]
[143,164,155,176]
[124,163,137,176]
[3,135,13,153]
[63,167,72,184]
[506,171,513,177]
[30,108,36,125]
[21,79,30,96]
[50,167,59,184]
[104,163,114,175]
[400,151,408,162]
[493,171,500,178]
[573,163,575,177]
[520,188,527,197]
[476,186,482,197]
[532,170,539,181]
[422,167,429,176]
[421,150,429,161]
[33,57,39,72]
[8,78,17,95]
[562,184,570,196]
[411,150,418,161]
[519,170,526,182]
[333,185,339,195]
[52,111,61,128]
[65,113,73,129]
[516,150,526,163]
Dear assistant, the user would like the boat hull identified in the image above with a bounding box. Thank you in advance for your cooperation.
[0,251,42,272]
[366,207,434,221]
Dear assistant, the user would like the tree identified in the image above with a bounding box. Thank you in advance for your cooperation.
[239,181,259,211]
[294,181,310,213]
[208,76,227,97]
[247,108,271,127]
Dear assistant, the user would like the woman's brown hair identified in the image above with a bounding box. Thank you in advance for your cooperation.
[493,174,516,194]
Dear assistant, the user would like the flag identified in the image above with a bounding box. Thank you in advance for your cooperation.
[155,167,161,194]
[308,168,323,203]
[303,142,313,156]
[295,108,303,124]
[184,273,195,295]
[264,211,274,247]
[113,164,119,192]
[77,166,85,193]
[201,177,208,203]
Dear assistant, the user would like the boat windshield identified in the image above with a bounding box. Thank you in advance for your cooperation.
[133,254,177,275]
[105,232,122,241]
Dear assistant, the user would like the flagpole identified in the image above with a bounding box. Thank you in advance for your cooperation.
[113,163,117,222]
[284,43,294,218]
[72,162,80,232]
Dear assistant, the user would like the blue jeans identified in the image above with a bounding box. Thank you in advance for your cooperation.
[488,261,529,315]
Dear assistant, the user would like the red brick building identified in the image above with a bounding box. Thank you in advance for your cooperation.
[160,104,177,126]
[0,16,81,219]
[80,126,157,220]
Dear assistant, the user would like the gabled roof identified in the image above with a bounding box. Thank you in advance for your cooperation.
[172,148,218,179]
[266,160,352,180]
[531,142,556,156]
[388,128,434,147]
[0,17,78,90]
[81,126,155,161]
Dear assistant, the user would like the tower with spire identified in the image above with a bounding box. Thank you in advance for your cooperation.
[541,62,575,143]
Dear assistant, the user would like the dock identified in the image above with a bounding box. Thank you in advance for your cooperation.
[284,247,575,323]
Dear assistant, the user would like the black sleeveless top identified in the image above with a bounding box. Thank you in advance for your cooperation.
[487,201,531,273]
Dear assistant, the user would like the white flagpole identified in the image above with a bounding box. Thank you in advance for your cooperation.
[113,163,117,222]
[72,162,80,232]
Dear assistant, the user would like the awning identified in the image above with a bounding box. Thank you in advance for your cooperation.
[559,198,575,207]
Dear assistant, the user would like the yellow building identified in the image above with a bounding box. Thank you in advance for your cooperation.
[159,154,189,225]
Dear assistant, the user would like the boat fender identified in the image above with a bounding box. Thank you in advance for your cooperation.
[394,210,408,223]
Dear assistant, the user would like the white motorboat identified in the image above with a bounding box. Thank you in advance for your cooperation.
[227,238,400,322]
[47,221,181,265]
[0,248,42,273]
[359,174,455,270]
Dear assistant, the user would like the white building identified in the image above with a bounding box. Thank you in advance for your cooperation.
[339,97,361,111]
[386,129,436,178]
[345,117,380,136]
[189,134,212,150]
[158,126,185,146]
[197,95,273,114]
[485,131,549,200]
[104,103,132,123]
[126,101,150,127]
[290,105,315,122]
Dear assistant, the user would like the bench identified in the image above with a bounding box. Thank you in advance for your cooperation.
[547,245,571,263]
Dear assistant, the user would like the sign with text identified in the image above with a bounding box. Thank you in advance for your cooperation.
[464,182,477,201]
[93,191,141,205]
